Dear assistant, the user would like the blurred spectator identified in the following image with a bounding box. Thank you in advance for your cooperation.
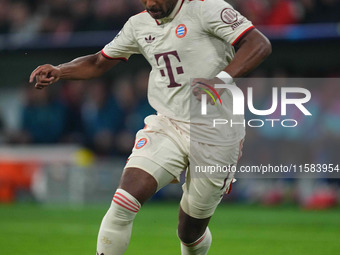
[112,77,139,155]
[70,0,95,32]
[91,0,132,31]
[60,80,86,143]
[7,1,41,45]
[81,80,124,155]
[0,113,4,143]
[0,0,143,36]
[265,0,302,25]
[2,0,340,38]
[128,68,155,134]
[236,0,271,25]
[313,79,340,164]
[235,0,340,25]
[109,69,156,156]
[13,86,67,144]
[0,0,10,33]
[302,0,340,23]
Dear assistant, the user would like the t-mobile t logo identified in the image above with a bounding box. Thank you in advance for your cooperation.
[155,51,184,88]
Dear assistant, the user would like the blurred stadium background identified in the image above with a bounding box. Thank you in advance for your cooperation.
[0,0,340,254]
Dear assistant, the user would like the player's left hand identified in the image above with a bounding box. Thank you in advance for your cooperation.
[192,77,226,105]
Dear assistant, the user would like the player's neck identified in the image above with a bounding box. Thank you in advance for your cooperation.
[157,0,183,24]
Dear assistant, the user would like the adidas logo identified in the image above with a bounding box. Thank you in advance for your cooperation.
[145,35,155,43]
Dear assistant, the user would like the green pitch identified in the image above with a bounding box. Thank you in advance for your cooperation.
[0,203,339,254]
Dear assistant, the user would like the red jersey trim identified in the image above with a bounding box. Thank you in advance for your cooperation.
[101,50,128,62]
[231,26,255,46]
[176,0,185,16]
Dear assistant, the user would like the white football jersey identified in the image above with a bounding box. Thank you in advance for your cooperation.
[102,0,254,145]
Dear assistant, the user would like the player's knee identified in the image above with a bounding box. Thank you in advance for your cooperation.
[180,191,218,219]
[178,226,203,244]
[104,188,141,225]
[177,209,210,244]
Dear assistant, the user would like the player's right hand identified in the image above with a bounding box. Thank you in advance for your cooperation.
[192,77,226,105]
[29,64,61,89]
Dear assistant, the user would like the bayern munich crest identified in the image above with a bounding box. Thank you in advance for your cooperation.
[221,8,238,24]
[135,138,147,149]
[176,24,187,38]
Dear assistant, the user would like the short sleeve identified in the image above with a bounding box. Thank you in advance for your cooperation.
[101,18,140,61]
[200,0,255,46]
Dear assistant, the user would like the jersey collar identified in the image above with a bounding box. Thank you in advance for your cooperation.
[155,0,185,25]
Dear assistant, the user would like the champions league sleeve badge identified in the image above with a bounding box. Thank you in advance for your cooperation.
[221,8,238,24]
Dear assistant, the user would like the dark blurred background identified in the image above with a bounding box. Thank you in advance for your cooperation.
[0,0,340,208]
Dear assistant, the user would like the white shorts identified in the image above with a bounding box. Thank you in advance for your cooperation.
[125,114,243,218]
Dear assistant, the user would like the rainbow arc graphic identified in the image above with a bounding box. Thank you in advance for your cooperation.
[196,82,222,106]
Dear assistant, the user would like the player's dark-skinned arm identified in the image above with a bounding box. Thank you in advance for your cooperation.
[193,29,271,104]
[29,52,120,89]
[224,28,272,78]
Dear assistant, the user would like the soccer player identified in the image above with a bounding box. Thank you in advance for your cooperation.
[30,0,271,254]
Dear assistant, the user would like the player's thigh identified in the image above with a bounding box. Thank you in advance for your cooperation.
[125,115,188,192]
[180,140,243,219]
